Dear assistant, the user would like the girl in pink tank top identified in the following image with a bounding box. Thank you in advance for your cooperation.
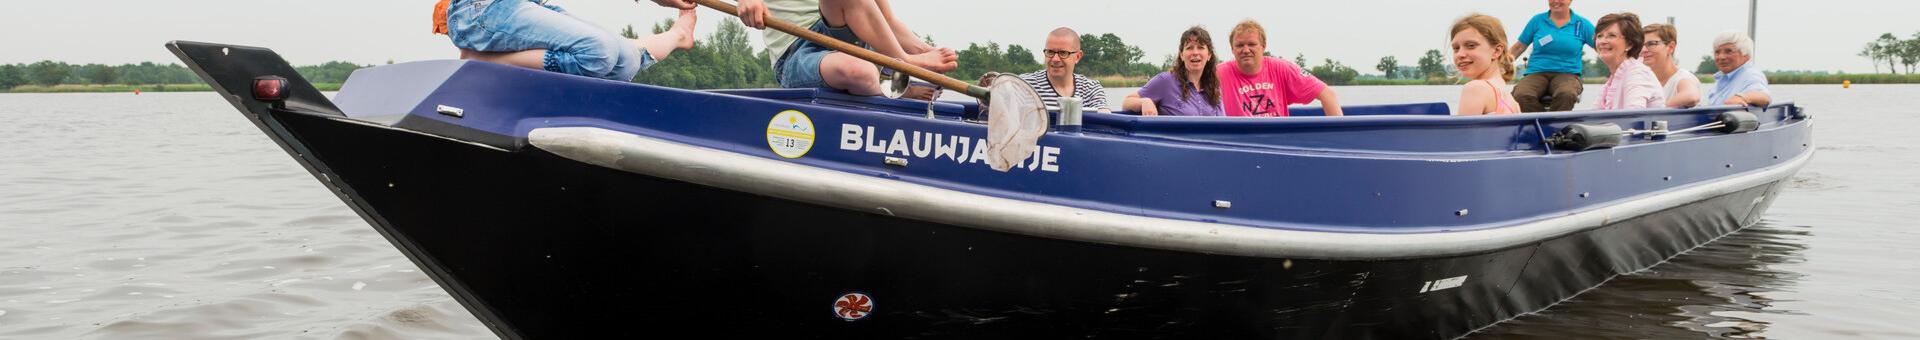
[1483,80,1522,114]
[1450,14,1522,115]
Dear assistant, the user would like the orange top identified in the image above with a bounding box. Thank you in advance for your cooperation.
[432,0,451,35]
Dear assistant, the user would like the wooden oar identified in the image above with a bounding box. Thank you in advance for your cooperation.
[690,0,992,99]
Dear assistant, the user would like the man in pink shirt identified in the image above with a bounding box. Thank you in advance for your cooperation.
[1217,20,1343,117]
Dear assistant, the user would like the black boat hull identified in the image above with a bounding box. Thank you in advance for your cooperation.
[266,109,1784,339]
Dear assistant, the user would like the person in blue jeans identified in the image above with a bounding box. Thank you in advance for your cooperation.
[439,0,699,81]
[734,0,957,97]
[1508,0,1594,112]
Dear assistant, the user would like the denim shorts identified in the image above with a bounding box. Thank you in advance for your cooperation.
[775,18,864,89]
[447,0,654,81]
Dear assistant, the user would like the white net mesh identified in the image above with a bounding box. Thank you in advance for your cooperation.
[983,74,1048,172]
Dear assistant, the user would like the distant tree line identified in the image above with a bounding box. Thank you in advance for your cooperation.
[940,33,1163,82]
[27,27,1910,92]
[1367,49,1454,83]
[624,18,1178,89]
[1859,32,1920,74]
[0,60,370,91]
[944,42,1043,81]
[629,18,778,89]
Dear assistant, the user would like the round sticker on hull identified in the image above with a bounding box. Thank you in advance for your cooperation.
[833,292,874,321]
[767,110,816,159]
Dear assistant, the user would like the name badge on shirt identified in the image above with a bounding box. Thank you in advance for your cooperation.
[1540,35,1553,46]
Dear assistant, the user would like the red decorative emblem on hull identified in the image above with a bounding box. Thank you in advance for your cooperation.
[833,292,874,321]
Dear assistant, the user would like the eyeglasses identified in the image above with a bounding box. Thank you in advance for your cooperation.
[1043,49,1079,58]
[1643,40,1668,48]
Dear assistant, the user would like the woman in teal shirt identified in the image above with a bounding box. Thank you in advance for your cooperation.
[1508,0,1594,112]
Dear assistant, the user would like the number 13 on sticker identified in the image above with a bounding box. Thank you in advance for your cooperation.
[767,110,816,159]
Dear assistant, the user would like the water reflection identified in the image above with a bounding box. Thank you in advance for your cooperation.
[1471,220,1811,339]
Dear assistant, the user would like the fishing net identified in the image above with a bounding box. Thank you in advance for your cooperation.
[982,73,1048,172]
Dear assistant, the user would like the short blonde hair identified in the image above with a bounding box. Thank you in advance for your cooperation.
[1230,19,1266,45]
[1643,24,1676,45]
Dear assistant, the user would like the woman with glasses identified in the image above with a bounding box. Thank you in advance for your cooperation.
[1590,12,1663,110]
[1640,24,1702,108]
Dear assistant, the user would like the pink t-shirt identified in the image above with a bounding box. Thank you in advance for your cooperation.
[1217,57,1328,117]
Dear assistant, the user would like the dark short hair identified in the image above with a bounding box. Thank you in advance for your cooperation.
[1596,13,1645,58]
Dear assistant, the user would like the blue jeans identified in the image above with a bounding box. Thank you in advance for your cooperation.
[447,0,655,81]
[775,18,864,89]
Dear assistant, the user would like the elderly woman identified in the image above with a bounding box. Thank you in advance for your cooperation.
[1123,26,1224,116]
[1451,14,1521,115]
[1705,31,1773,107]
[1591,12,1663,110]
[1509,0,1594,112]
[1641,24,1701,108]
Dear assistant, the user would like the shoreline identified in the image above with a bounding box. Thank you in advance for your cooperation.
[1,83,342,94]
[5,74,1916,93]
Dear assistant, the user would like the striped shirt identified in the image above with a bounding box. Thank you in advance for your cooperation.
[1018,70,1109,112]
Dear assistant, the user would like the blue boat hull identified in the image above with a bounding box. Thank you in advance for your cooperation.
[266,110,1787,339]
[167,41,1809,339]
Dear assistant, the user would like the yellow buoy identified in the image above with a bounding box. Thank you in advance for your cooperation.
[1843,80,1851,89]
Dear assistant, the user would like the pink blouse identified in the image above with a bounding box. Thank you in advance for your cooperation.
[1596,58,1665,110]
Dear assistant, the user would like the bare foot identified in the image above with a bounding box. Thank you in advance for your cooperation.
[906,49,958,73]
[898,82,941,101]
[670,9,697,50]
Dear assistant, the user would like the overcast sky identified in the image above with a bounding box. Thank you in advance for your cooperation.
[2,0,1915,73]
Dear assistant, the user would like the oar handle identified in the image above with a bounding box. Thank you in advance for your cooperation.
[691,0,991,99]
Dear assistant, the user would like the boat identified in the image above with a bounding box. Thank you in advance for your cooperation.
[168,40,1812,339]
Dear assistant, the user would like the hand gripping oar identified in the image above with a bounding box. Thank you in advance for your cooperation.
[695,0,1048,172]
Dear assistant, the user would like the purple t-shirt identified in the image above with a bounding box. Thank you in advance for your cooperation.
[1136,72,1224,116]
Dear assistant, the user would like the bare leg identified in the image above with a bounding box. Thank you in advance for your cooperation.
[820,0,955,72]
[873,0,931,54]
[820,52,884,96]
[462,49,548,70]
[635,9,698,61]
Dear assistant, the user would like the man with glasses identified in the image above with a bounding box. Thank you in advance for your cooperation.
[1014,27,1111,112]
[1704,31,1772,107]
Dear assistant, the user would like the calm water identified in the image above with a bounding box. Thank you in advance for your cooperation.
[2,85,1916,339]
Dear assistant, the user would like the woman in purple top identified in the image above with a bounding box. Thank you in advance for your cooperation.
[1122,26,1223,116]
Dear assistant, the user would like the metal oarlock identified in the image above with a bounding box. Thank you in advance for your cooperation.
[1057,97,1083,133]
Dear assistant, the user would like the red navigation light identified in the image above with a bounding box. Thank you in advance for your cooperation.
[253,76,288,102]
